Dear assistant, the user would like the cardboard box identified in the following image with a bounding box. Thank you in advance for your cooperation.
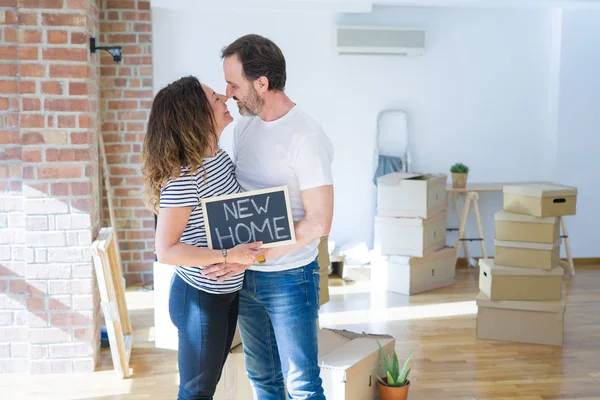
[215,328,396,400]
[494,239,560,270]
[503,183,577,217]
[153,262,242,351]
[479,258,563,301]
[495,211,560,244]
[476,292,565,346]
[374,211,447,257]
[376,172,447,218]
[372,246,457,295]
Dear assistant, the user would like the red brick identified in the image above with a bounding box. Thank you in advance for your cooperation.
[0,63,18,76]
[47,30,68,44]
[0,80,18,94]
[73,327,93,341]
[70,31,86,45]
[19,80,36,94]
[124,89,152,99]
[134,23,151,33]
[57,115,76,128]
[17,46,39,61]
[22,150,42,162]
[0,98,9,110]
[21,114,44,128]
[68,82,87,95]
[50,312,93,326]
[22,98,41,111]
[108,100,137,110]
[45,98,88,112]
[50,182,69,196]
[4,27,17,43]
[118,111,147,120]
[20,63,46,77]
[138,0,150,10]
[122,11,151,21]
[139,34,152,44]
[106,34,136,43]
[43,48,87,62]
[100,22,127,32]
[66,0,90,9]
[70,182,91,196]
[41,81,62,95]
[9,279,27,294]
[37,166,82,179]
[70,132,88,144]
[6,113,19,128]
[21,132,43,145]
[100,66,116,76]
[71,198,90,211]
[46,148,90,162]
[23,166,35,179]
[18,0,64,8]
[18,29,42,44]
[126,230,153,240]
[78,115,90,128]
[42,13,86,26]
[26,298,43,312]
[17,12,38,26]
[49,64,87,78]
[0,146,20,161]
[106,0,135,9]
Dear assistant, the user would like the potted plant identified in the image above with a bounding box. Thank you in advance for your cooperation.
[450,162,469,189]
[377,341,412,400]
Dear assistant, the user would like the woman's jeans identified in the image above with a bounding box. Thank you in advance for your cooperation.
[169,273,239,400]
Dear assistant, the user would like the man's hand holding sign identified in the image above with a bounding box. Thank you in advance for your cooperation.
[201,186,296,281]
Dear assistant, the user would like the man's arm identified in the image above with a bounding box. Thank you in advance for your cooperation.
[266,184,333,260]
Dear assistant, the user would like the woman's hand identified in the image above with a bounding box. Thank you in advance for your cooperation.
[201,262,251,282]
[227,242,266,265]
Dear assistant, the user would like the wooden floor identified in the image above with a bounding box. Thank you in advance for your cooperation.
[1,266,599,399]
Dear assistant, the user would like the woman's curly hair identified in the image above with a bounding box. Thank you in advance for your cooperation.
[142,76,217,214]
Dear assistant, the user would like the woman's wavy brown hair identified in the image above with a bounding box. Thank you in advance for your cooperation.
[142,76,217,214]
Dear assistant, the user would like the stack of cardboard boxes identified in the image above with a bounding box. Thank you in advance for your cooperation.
[371,172,458,295]
[476,183,578,346]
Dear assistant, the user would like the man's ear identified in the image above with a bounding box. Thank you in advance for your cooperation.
[254,76,269,95]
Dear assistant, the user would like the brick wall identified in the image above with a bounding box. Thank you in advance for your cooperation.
[0,0,103,374]
[100,0,154,285]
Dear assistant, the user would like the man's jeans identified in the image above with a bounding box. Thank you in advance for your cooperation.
[238,259,325,400]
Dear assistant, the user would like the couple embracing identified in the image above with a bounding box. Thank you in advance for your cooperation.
[142,34,334,400]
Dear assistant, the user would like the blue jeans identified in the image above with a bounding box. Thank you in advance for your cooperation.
[169,273,239,400]
[238,259,325,400]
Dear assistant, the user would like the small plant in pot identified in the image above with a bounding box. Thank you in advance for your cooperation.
[377,341,412,400]
[450,162,469,189]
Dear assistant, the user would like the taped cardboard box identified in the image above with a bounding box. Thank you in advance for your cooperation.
[372,246,456,295]
[495,239,560,270]
[503,183,577,217]
[215,328,396,400]
[377,172,447,218]
[495,211,560,244]
[479,258,563,301]
[476,292,565,346]
[374,211,446,257]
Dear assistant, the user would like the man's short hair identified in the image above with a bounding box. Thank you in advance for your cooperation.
[221,34,286,91]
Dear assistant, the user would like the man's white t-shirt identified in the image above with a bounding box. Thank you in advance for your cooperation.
[232,105,334,272]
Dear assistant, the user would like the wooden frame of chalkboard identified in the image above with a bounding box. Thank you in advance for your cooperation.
[201,186,297,250]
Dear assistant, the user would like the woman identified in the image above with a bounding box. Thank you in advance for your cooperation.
[141,75,266,400]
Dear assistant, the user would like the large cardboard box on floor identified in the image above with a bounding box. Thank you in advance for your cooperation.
[479,258,563,301]
[318,236,330,305]
[372,246,457,295]
[494,239,560,270]
[153,261,242,351]
[376,172,447,218]
[214,328,396,400]
[374,211,446,257]
[503,183,577,217]
[495,211,560,244]
[476,292,566,346]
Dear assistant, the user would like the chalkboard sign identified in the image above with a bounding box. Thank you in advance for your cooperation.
[201,186,296,250]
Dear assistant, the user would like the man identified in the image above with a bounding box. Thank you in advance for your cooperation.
[207,34,334,400]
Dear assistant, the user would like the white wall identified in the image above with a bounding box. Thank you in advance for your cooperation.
[152,6,569,256]
[555,10,600,257]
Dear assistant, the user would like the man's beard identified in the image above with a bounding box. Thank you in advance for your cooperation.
[238,86,264,116]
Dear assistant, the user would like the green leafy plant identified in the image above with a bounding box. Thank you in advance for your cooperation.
[377,340,412,387]
[450,162,469,174]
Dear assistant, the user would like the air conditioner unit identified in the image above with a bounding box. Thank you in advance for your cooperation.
[335,25,425,56]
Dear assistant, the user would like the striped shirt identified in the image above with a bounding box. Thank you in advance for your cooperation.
[159,150,243,294]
